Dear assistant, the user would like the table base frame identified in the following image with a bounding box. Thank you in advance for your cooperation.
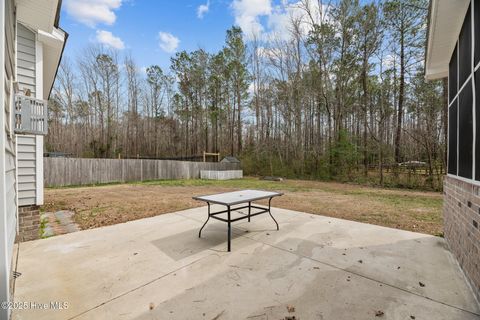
[198,197,279,252]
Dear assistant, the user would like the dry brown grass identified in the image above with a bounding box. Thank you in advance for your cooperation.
[44,178,443,236]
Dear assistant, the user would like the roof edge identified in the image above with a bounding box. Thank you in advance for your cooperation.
[425,0,470,81]
[54,0,62,28]
[48,28,68,99]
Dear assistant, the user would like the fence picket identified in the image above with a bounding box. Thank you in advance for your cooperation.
[44,158,240,187]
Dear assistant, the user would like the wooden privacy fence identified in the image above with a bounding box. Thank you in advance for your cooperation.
[44,158,241,187]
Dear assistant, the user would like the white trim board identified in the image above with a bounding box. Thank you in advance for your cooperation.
[0,0,11,319]
[472,0,476,181]
[35,37,43,205]
[447,173,480,187]
[35,135,43,205]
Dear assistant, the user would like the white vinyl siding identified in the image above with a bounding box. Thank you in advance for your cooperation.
[16,22,42,206]
[17,135,37,206]
[1,1,17,318]
[4,0,16,267]
[16,23,35,97]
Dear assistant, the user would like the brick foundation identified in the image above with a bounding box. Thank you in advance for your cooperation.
[17,205,40,242]
[443,175,480,302]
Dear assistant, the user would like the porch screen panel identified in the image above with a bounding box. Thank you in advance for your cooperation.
[449,45,457,103]
[458,79,473,179]
[475,0,480,65]
[448,99,458,175]
[476,70,480,180]
[459,4,472,86]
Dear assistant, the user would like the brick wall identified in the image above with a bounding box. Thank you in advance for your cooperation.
[443,175,480,302]
[17,205,40,242]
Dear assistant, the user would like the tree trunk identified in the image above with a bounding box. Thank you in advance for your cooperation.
[395,26,405,164]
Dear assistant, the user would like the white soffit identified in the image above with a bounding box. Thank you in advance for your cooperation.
[16,0,58,34]
[426,0,470,80]
[39,28,66,99]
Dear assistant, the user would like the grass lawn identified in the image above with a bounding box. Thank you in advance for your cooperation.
[43,177,444,236]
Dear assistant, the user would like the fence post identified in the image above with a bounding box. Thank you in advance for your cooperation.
[122,159,125,183]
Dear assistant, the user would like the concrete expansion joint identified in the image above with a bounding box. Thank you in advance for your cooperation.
[26,208,480,319]
[66,253,215,320]
[177,205,480,317]
[237,232,480,318]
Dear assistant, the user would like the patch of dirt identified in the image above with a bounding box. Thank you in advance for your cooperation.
[44,179,443,235]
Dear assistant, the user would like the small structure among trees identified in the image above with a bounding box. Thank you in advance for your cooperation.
[220,156,240,164]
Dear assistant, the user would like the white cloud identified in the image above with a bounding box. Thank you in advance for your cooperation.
[232,0,272,39]
[382,54,396,70]
[266,0,329,40]
[231,0,330,41]
[96,30,125,49]
[158,32,180,53]
[64,0,122,27]
[247,82,255,97]
[256,46,281,59]
[197,1,210,19]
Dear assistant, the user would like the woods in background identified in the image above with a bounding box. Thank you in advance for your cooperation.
[48,0,445,190]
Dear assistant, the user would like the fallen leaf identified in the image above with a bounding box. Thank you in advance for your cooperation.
[375,310,384,317]
[211,310,225,320]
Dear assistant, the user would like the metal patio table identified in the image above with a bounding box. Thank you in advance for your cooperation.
[193,190,283,251]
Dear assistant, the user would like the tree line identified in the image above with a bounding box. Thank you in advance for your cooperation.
[48,0,445,190]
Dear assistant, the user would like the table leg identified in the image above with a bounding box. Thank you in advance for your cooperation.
[248,201,251,222]
[198,202,211,238]
[227,205,231,252]
[268,197,279,230]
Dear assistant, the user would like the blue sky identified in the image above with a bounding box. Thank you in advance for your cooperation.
[60,0,302,71]
[60,0,236,70]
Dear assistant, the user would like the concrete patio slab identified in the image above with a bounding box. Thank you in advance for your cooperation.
[12,206,480,320]
[233,208,479,313]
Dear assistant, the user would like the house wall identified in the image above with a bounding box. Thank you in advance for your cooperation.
[17,204,40,242]
[16,22,41,208]
[446,0,480,302]
[0,0,17,318]
[16,23,35,96]
[17,135,37,205]
[4,0,16,265]
[444,176,480,301]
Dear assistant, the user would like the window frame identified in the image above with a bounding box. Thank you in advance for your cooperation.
[447,0,478,185]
